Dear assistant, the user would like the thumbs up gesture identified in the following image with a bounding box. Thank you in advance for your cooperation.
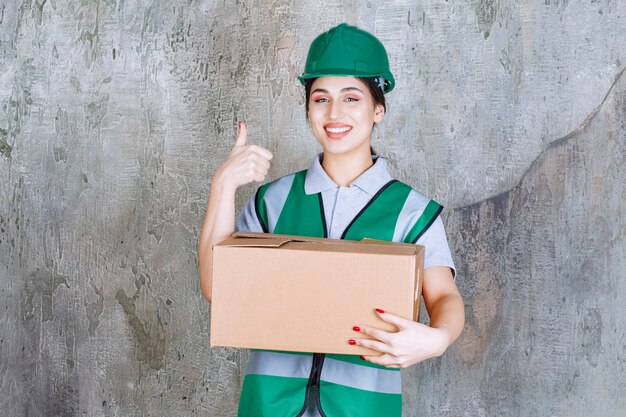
[214,121,274,191]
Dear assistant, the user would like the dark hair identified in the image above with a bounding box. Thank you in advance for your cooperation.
[304,77,386,155]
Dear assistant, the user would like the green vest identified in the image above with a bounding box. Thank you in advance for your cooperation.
[238,170,443,417]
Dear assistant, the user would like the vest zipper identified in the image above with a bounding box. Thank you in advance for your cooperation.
[296,353,327,417]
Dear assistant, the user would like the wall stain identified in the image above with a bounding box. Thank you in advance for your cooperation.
[20,265,69,331]
[52,146,67,163]
[544,0,569,11]
[7,58,36,142]
[69,75,81,93]
[86,94,110,128]
[76,1,101,66]
[42,221,63,267]
[580,307,603,368]
[115,286,166,370]
[42,263,70,324]
[471,0,498,39]
[8,176,28,269]
[33,0,47,26]
[0,128,12,158]
[84,283,104,338]
[147,221,165,244]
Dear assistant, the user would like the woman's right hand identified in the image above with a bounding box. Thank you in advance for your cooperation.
[214,121,273,190]
[198,121,272,302]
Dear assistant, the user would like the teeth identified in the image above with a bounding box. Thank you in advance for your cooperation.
[326,127,351,133]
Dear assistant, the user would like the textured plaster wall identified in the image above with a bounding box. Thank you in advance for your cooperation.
[0,1,624,416]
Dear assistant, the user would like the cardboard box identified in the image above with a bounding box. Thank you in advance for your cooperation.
[209,232,424,355]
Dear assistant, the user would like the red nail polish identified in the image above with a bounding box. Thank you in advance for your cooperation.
[375,308,385,314]
[360,355,365,360]
[238,121,242,128]
[353,326,360,332]
[348,339,356,345]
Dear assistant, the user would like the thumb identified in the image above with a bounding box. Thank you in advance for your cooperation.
[234,121,247,147]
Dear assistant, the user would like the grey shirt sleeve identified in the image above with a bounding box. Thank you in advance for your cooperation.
[415,216,456,278]
[235,194,264,233]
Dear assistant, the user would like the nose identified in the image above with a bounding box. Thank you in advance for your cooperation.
[329,100,343,119]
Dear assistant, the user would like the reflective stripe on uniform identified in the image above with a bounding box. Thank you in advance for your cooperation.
[246,350,313,379]
[319,381,402,417]
[404,199,443,243]
[245,351,401,395]
[392,189,432,243]
[320,357,401,394]
[262,174,297,233]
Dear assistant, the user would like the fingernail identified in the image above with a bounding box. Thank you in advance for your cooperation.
[348,339,356,345]
[375,308,385,314]
[360,355,365,360]
[353,326,360,332]
[238,121,242,128]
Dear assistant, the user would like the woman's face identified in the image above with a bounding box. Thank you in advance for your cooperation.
[307,76,384,158]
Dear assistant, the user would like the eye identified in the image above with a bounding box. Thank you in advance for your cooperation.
[344,96,360,102]
[313,97,329,103]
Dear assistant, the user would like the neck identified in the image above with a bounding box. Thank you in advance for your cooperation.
[321,150,374,187]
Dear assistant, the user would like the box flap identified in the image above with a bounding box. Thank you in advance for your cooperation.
[232,232,418,252]
[224,235,290,247]
[224,232,324,247]
[232,231,325,243]
[223,237,290,247]
[360,237,417,251]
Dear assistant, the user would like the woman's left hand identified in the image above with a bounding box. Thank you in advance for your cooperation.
[351,309,452,369]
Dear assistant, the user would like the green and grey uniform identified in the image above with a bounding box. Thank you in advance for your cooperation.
[235,155,455,417]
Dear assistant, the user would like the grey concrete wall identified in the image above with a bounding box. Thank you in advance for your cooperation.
[0,1,624,416]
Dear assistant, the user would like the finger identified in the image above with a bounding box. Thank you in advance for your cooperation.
[245,153,271,170]
[375,309,412,331]
[253,173,267,183]
[248,144,273,161]
[234,121,247,147]
[357,325,393,344]
[251,160,269,175]
[244,163,266,178]
[362,353,400,368]
[251,166,269,182]
[354,337,392,354]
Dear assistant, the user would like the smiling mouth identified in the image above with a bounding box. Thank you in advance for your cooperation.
[325,126,352,133]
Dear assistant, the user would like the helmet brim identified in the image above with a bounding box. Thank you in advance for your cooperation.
[297,71,395,94]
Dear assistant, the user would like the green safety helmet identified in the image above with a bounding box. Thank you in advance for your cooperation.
[297,23,395,93]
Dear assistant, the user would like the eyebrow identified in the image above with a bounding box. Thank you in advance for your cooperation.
[311,87,364,94]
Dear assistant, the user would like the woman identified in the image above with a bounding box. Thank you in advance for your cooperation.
[199,23,464,417]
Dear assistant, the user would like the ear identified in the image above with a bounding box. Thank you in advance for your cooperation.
[373,104,385,124]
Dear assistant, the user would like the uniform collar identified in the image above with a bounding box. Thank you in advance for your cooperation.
[304,153,393,196]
